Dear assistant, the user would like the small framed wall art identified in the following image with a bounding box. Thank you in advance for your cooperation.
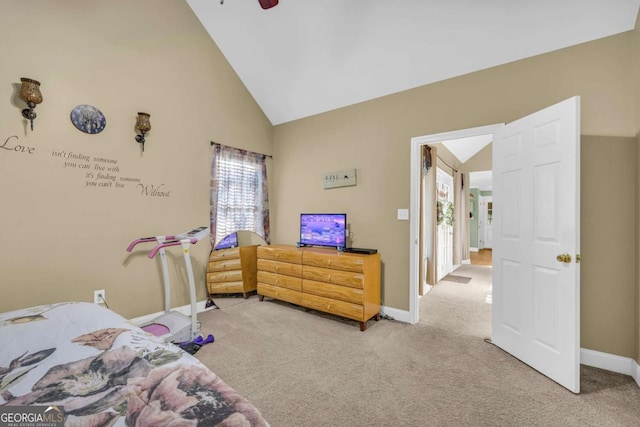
[323,169,357,189]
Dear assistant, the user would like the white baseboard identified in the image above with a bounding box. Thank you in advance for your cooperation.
[129,300,213,327]
[470,247,479,252]
[581,348,640,388]
[380,305,412,323]
[632,357,640,389]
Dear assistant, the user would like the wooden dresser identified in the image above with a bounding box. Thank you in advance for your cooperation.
[206,245,258,298]
[257,244,381,331]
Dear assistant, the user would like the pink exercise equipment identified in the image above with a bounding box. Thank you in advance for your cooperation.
[127,226,209,343]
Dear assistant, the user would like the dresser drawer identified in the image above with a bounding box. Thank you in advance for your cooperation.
[208,281,245,294]
[303,252,364,273]
[302,292,363,321]
[258,283,302,305]
[208,247,240,262]
[303,279,364,305]
[208,257,242,272]
[258,259,303,277]
[258,271,302,291]
[258,246,302,264]
[207,270,243,283]
[302,265,364,289]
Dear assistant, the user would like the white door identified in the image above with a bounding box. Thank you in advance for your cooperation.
[492,97,580,393]
[482,197,493,249]
[436,168,454,281]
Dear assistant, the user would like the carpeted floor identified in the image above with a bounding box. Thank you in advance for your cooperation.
[194,264,640,426]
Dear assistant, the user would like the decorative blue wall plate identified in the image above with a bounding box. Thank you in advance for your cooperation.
[70,105,106,134]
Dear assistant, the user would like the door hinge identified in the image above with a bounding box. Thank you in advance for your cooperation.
[576,254,581,263]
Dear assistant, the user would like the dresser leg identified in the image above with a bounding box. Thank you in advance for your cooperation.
[374,313,380,321]
[359,321,367,331]
[259,295,264,302]
[243,292,249,299]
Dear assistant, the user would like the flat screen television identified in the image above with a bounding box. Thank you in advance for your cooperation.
[299,213,346,248]
[214,232,238,250]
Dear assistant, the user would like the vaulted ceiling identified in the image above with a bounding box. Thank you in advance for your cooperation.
[187,0,640,125]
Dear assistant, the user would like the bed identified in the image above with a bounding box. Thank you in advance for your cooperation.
[0,302,268,426]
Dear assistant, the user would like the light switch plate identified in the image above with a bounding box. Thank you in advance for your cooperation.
[397,209,409,220]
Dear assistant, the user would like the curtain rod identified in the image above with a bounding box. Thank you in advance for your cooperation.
[211,141,272,158]
[436,154,458,173]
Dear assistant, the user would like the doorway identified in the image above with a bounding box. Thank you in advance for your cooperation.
[478,195,493,249]
[414,129,497,290]
[409,96,581,393]
[409,124,502,325]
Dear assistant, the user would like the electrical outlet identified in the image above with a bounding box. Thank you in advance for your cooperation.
[94,289,105,304]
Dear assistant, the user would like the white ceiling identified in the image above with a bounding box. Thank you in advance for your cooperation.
[438,134,493,188]
[442,134,493,164]
[187,0,640,125]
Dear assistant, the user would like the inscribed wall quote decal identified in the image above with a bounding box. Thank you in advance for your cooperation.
[1,135,171,197]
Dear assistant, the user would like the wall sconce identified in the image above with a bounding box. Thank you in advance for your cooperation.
[19,78,43,131]
[134,112,151,151]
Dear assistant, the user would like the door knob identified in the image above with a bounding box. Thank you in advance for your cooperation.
[556,253,572,263]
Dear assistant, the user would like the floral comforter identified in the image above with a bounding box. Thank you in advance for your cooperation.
[0,302,268,426]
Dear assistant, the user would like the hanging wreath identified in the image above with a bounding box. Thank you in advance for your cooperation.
[436,201,444,225]
[444,202,454,226]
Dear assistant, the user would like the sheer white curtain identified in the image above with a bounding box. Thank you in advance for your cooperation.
[453,171,469,265]
[210,143,270,246]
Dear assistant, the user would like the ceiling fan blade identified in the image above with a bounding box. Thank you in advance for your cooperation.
[258,0,278,9]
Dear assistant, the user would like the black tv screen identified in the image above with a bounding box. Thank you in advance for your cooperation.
[300,213,346,248]
[214,232,238,250]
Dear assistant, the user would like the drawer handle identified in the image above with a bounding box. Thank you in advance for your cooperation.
[327,304,332,310]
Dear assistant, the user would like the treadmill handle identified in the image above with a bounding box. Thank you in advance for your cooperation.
[126,237,157,252]
[147,238,198,259]
[127,235,178,252]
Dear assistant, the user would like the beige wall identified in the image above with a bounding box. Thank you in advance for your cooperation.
[581,136,636,358]
[462,143,492,173]
[634,11,640,365]
[0,0,272,319]
[272,32,637,357]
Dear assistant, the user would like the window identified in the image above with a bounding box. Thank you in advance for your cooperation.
[210,144,270,246]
